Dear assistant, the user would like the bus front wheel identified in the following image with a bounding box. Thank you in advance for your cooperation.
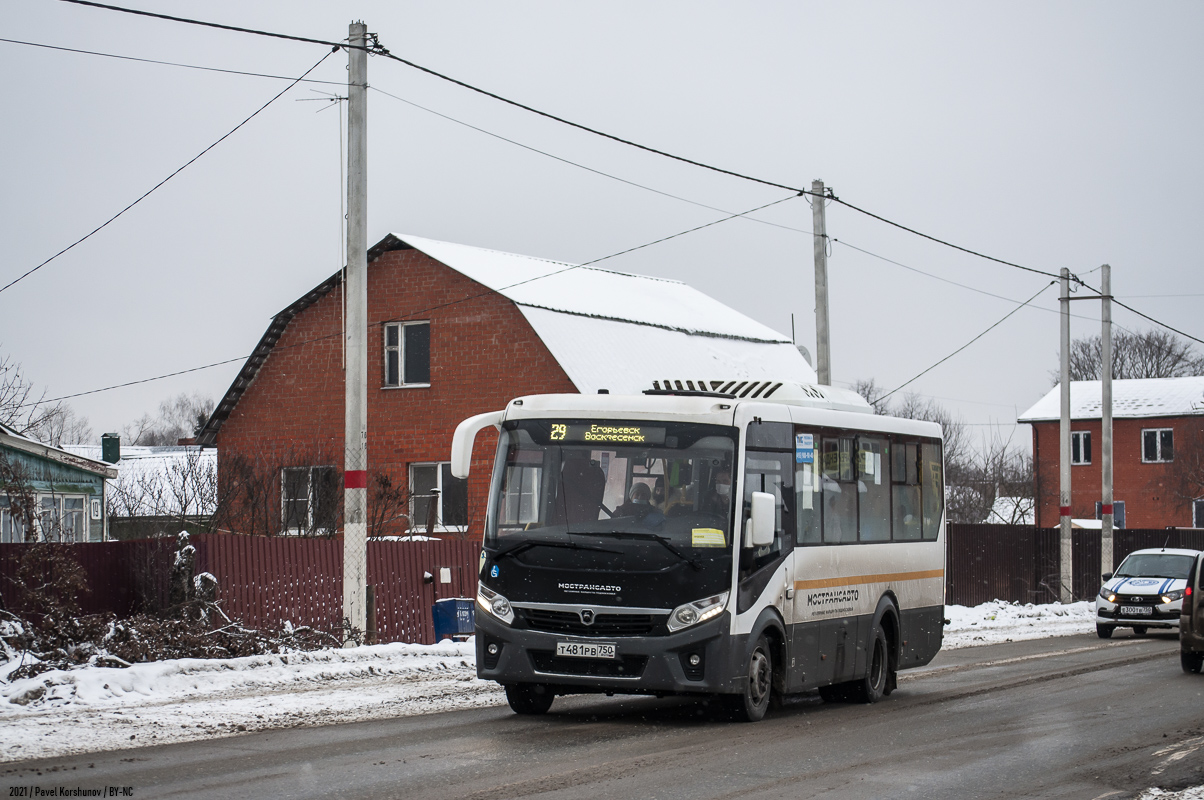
[505,683,554,715]
[727,635,773,722]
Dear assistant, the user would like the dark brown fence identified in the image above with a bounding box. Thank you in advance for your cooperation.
[1,535,481,645]
[946,524,1204,606]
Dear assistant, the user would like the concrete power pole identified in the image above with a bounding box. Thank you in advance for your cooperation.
[1100,264,1114,576]
[812,180,831,386]
[343,21,369,640]
[1059,268,1073,604]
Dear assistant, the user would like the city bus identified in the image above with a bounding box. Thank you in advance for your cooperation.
[451,381,945,721]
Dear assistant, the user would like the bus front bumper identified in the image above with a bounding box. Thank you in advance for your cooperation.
[475,611,740,696]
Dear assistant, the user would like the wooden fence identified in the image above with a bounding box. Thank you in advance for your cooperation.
[4,527,1203,642]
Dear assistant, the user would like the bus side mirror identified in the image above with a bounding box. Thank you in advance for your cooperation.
[450,411,504,478]
[746,491,775,548]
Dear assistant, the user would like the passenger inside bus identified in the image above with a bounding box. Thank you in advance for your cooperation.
[614,482,657,520]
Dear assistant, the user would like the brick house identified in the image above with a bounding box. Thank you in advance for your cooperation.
[197,233,814,537]
[1019,376,1204,529]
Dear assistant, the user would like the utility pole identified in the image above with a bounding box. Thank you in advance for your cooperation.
[343,21,369,640]
[812,180,831,385]
[1059,268,1073,604]
[1100,264,1114,576]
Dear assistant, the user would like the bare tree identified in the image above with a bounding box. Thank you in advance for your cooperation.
[121,392,214,446]
[106,448,221,540]
[1056,328,1204,382]
[0,353,92,445]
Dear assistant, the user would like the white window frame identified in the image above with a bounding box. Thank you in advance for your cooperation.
[281,466,337,535]
[1,497,30,544]
[1141,428,1174,463]
[34,493,87,543]
[1071,431,1091,465]
[409,462,467,533]
[383,321,431,388]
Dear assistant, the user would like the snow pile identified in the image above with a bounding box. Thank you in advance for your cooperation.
[1141,788,1204,800]
[942,600,1095,649]
[1,638,503,762]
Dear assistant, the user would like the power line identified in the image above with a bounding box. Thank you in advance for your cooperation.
[0,49,336,296]
[24,193,803,408]
[47,2,1204,358]
[875,281,1057,405]
[370,86,814,237]
[0,36,344,84]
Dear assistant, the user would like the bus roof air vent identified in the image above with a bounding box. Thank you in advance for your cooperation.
[645,380,872,414]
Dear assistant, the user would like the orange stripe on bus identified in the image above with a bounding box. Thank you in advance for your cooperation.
[793,569,945,591]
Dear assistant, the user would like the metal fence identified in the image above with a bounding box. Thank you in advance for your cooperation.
[4,527,1202,640]
[0,534,481,645]
[945,524,1204,606]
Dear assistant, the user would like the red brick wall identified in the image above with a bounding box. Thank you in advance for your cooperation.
[215,247,577,535]
[1031,416,1202,528]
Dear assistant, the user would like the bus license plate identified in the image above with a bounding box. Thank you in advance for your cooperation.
[556,642,616,659]
[1120,605,1152,616]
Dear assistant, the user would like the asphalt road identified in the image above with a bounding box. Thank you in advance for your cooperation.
[4,631,1202,800]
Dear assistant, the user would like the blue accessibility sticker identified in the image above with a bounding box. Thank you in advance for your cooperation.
[491,565,499,578]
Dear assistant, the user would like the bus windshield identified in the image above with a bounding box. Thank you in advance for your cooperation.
[486,419,737,582]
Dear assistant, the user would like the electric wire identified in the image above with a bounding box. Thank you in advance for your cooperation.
[370,86,814,237]
[43,3,1204,362]
[22,193,803,408]
[0,36,344,84]
[0,49,337,296]
[874,281,1057,405]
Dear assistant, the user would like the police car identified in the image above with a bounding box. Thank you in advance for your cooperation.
[1096,548,1201,638]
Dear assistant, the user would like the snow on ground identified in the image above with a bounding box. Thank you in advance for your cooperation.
[1,639,503,762]
[942,599,1096,649]
[0,595,1195,800]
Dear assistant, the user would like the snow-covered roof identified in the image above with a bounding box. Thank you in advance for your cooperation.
[397,234,793,343]
[0,429,117,479]
[64,445,217,517]
[983,496,1035,525]
[1017,376,1204,422]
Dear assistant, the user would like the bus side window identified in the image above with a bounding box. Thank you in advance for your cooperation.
[795,427,821,545]
[892,441,922,541]
[822,437,857,543]
[858,437,891,541]
[921,442,944,540]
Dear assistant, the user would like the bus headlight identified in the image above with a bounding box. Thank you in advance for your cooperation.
[667,592,728,632]
[477,583,514,625]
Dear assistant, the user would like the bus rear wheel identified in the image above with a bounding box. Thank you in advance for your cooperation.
[727,635,773,722]
[1182,650,1203,674]
[505,683,554,715]
[851,626,889,704]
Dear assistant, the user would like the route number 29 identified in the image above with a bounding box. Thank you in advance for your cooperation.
[550,423,567,441]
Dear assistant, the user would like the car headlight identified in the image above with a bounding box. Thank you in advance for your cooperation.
[1160,590,1184,604]
[1099,587,1117,603]
[667,591,729,632]
[477,583,514,625]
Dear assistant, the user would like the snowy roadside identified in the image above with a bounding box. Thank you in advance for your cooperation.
[0,599,1130,765]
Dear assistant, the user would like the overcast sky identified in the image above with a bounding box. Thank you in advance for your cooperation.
[3,1,1201,447]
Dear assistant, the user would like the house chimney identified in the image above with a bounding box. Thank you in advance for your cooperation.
[101,433,120,464]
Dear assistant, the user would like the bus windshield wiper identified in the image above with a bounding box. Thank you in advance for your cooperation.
[492,539,622,562]
[574,529,703,571]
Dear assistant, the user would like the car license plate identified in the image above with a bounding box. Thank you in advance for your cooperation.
[556,642,616,659]
[1120,605,1153,616]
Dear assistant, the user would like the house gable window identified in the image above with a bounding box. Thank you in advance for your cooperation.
[383,321,430,387]
[1071,431,1091,465]
[1141,428,1173,463]
[410,462,468,532]
[282,466,338,534]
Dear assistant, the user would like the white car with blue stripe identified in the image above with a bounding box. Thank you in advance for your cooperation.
[1096,548,1201,639]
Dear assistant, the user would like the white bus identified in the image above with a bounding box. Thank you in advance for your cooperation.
[452,381,945,721]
